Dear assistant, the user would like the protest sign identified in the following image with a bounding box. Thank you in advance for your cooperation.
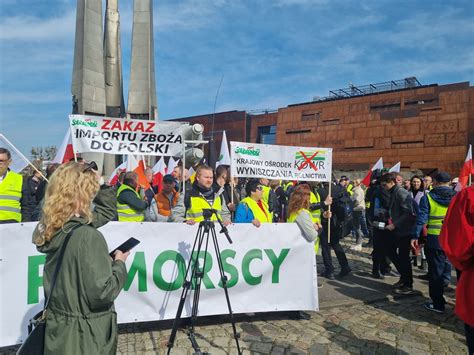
[230,141,332,182]
[0,222,318,347]
[69,115,187,156]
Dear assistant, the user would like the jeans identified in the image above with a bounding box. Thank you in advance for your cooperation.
[352,210,365,245]
[425,248,449,309]
[360,210,369,236]
[320,224,350,274]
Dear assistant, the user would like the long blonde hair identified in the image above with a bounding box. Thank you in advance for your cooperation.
[34,162,99,246]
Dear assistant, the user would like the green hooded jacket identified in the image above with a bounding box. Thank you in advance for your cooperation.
[33,186,127,355]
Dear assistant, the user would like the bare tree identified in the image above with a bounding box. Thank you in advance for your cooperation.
[30,146,57,161]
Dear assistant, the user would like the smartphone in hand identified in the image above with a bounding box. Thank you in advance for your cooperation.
[109,237,140,258]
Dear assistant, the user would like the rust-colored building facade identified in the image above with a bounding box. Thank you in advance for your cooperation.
[170,80,473,175]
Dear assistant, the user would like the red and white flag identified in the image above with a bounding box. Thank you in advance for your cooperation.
[108,161,127,185]
[389,162,401,173]
[52,128,74,164]
[152,157,167,192]
[455,144,473,191]
[362,157,384,186]
[167,157,179,175]
[0,134,30,173]
[127,155,150,189]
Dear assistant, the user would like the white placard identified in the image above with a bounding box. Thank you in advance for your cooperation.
[69,115,188,156]
[230,141,332,181]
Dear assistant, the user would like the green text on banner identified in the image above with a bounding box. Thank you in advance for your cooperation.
[0,222,318,347]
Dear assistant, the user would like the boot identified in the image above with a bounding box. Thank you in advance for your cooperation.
[418,259,426,270]
[412,256,418,267]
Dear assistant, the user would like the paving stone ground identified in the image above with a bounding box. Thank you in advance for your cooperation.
[2,239,468,354]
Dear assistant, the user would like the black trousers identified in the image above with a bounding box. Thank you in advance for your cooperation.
[386,234,413,287]
[371,228,391,274]
[466,323,474,355]
[425,248,449,309]
[320,223,349,274]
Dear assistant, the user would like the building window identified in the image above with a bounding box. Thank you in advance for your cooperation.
[257,125,276,144]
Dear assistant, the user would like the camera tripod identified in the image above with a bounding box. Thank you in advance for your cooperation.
[167,209,242,355]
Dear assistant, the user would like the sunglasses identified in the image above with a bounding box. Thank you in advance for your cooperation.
[83,161,98,173]
[256,186,263,191]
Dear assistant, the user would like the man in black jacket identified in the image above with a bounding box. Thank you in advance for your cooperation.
[318,182,351,279]
[366,171,392,278]
[381,172,416,295]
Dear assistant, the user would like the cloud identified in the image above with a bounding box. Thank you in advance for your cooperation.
[153,0,231,32]
[379,8,474,49]
[273,0,331,6]
[0,11,76,41]
[0,91,69,105]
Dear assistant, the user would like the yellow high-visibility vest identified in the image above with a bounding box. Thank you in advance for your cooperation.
[116,184,145,222]
[288,208,320,254]
[186,194,222,222]
[426,193,448,236]
[0,171,22,222]
[347,183,354,196]
[283,181,293,192]
[309,191,321,224]
[240,197,271,223]
[261,185,274,220]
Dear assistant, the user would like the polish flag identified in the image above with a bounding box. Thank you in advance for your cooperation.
[362,157,384,186]
[108,160,127,185]
[127,155,150,189]
[389,162,401,173]
[455,144,473,191]
[167,157,179,175]
[152,157,167,192]
[52,128,74,164]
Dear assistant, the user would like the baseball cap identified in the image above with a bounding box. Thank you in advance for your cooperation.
[163,174,177,183]
[432,171,451,183]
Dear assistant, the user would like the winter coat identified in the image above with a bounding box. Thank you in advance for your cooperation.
[440,186,474,327]
[33,186,127,355]
[387,184,416,237]
[350,185,365,212]
[415,186,456,249]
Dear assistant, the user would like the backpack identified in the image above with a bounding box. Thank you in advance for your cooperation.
[333,189,354,223]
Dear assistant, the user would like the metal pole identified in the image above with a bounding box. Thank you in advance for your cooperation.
[327,182,332,244]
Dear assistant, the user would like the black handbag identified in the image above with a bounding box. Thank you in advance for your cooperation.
[17,226,79,355]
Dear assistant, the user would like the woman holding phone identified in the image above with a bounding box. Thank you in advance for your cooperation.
[32,161,129,354]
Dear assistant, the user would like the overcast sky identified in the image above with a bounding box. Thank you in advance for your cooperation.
[0,0,473,156]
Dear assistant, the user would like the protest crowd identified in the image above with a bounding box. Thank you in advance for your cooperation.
[0,144,473,354]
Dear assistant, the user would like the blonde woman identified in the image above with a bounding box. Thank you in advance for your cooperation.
[287,184,327,242]
[32,162,129,354]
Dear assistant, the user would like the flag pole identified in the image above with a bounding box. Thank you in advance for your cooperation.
[327,181,332,244]
[0,134,48,182]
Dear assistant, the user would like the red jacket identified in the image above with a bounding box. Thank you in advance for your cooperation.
[439,186,474,327]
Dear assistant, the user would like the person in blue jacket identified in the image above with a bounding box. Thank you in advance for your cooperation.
[411,171,456,313]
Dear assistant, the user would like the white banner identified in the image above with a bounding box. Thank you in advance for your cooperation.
[0,222,318,347]
[230,141,332,181]
[69,115,188,156]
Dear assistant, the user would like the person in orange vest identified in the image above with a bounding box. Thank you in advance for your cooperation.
[234,179,271,227]
[153,174,179,220]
